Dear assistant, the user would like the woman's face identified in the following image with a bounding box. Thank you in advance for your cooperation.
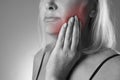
[39,0,94,36]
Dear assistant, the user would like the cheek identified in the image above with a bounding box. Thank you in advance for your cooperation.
[53,5,88,36]
[65,5,88,27]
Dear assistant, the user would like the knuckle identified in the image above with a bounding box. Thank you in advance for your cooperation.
[68,38,71,42]
[63,49,76,60]
[60,38,64,42]
[67,36,71,41]
[65,38,70,44]
[68,52,76,59]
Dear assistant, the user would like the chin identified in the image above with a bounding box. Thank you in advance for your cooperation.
[45,24,61,36]
[46,30,59,37]
[45,26,57,34]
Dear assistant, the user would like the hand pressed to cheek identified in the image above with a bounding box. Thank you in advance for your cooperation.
[46,16,81,79]
[56,16,81,53]
[63,17,75,49]
[71,16,81,51]
[53,2,88,36]
[65,2,88,27]
[56,23,67,48]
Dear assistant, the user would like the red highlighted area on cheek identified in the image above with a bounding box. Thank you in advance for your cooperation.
[53,4,88,36]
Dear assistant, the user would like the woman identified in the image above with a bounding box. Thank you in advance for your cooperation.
[32,0,120,80]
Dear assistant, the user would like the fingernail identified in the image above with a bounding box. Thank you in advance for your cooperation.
[63,23,67,28]
[75,16,78,21]
[69,17,73,22]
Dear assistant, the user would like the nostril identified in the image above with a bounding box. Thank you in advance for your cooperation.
[46,2,58,11]
[48,6,54,10]
[49,6,54,10]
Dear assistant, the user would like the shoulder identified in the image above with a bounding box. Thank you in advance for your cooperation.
[93,49,120,80]
[70,48,120,80]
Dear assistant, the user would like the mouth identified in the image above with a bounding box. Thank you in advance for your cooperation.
[44,16,61,23]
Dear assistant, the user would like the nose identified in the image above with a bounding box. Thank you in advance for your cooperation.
[46,1,58,11]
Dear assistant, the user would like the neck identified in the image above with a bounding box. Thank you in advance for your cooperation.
[44,34,57,53]
[46,33,57,45]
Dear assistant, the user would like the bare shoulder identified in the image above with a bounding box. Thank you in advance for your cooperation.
[70,48,120,80]
[93,49,120,80]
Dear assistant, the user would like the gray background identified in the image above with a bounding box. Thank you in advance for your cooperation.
[0,0,120,80]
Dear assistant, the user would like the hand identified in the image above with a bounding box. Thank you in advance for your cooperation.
[45,16,82,80]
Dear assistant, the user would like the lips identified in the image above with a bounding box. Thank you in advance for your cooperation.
[44,16,61,22]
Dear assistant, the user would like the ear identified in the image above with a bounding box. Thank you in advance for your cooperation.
[89,0,98,18]
[89,10,97,18]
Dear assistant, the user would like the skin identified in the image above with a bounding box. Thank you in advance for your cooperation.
[39,0,96,51]
[39,0,89,79]
[39,0,94,40]
[34,0,120,80]
[46,16,81,80]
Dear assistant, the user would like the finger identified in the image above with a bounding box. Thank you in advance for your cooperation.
[56,23,67,48]
[77,21,82,52]
[63,17,74,49]
[71,16,81,51]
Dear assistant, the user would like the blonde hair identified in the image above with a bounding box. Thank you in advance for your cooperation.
[37,0,116,54]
